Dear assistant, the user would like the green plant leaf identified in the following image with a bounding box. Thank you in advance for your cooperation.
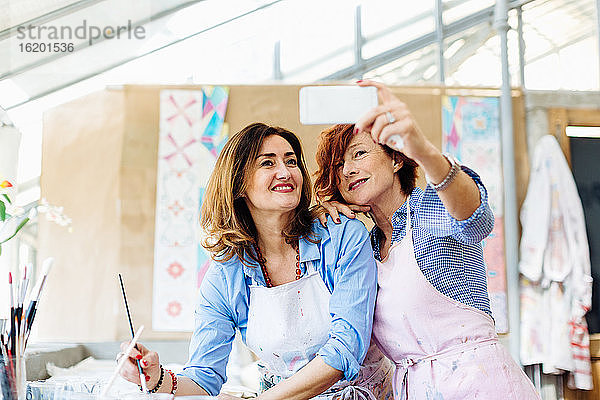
[0,217,29,244]
[0,200,5,221]
[2,194,11,204]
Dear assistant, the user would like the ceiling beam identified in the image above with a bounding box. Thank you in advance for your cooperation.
[0,0,205,80]
[5,0,285,110]
[0,0,108,40]
[320,0,538,81]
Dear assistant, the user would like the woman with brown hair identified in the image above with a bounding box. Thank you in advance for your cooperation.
[118,122,393,399]
[314,81,540,399]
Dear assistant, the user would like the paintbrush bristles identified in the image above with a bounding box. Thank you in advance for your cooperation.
[8,273,13,309]
[41,258,54,276]
[33,258,54,303]
[19,265,30,306]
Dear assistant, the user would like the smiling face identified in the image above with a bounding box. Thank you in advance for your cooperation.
[244,134,303,216]
[336,132,400,206]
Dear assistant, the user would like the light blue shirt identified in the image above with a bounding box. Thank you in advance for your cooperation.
[180,217,377,396]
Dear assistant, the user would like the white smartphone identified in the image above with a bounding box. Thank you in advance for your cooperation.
[299,86,378,125]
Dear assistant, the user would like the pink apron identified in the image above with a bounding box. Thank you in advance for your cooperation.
[372,198,540,399]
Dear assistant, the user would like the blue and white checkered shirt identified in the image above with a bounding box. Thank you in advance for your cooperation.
[371,166,495,317]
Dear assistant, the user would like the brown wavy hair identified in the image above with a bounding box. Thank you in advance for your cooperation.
[314,124,419,202]
[201,122,316,265]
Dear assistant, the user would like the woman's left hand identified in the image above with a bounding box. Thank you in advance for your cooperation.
[355,80,437,164]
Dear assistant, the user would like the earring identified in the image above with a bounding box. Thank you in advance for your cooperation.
[393,159,403,172]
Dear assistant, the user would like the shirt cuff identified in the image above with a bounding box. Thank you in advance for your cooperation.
[317,337,362,382]
[446,166,493,237]
[449,170,488,230]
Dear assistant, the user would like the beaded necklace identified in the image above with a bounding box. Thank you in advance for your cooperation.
[254,243,301,287]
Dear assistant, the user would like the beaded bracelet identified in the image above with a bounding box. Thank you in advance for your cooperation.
[165,369,178,395]
[144,365,165,393]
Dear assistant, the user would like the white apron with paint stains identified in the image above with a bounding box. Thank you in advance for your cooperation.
[246,261,394,399]
[372,198,540,400]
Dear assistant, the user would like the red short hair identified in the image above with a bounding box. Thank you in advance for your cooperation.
[314,124,418,202]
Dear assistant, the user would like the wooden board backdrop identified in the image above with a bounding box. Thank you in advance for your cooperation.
[37,84,526,342]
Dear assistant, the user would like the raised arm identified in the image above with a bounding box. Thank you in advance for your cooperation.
[355,79,481,221]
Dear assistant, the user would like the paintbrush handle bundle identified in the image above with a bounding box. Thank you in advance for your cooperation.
[0,258,54,399]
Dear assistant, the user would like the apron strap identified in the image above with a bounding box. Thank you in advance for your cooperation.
[305,259,319,275]
[405,195,412,231]
[392,364,410,400]
[393,337,498,399]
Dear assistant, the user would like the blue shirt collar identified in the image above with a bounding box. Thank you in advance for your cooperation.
[395,187,421,215]
[300,220,328,263]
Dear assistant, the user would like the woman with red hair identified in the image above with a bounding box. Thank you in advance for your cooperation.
[314,81,539,399]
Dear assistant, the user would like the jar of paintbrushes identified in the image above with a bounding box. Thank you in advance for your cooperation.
[1,258,54,399]
[0,350,26,399]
